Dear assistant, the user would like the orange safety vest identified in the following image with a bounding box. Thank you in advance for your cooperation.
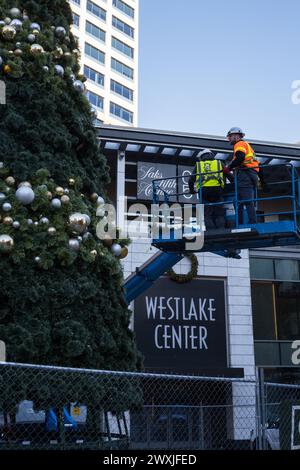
[233,140,259,172]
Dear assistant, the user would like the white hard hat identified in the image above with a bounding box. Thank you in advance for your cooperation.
[227,127,245,137]
[197,149,214,160]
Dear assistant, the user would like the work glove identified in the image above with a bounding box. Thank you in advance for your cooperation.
[223,166,231,175]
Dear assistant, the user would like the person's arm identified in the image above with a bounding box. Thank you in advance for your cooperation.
[228,151,245,170]
[221,162,234,183]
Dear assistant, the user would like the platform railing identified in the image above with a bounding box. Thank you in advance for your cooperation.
[152,163,300,231]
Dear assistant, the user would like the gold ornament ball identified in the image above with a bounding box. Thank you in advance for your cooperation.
[53,47,63,59]
[14,48,23,56]
[69,178,75,186]
[18,181,32,188]
[2,25,16,40]
[8,50,14,56]
[73,49,80,57]
[119,246,129,259]
[32,29,40,35]
[5,176,15,186]
[3,216,13,225]
[55,186,64,196]
[46,191,52,200]
[102,234,113,247]
[61,195,70,204]
[48,227,56,236]
[3,64,11,74]
[69,212,88,234]
[91,192,99,202]
[90,249,97,259]
[30,43,44,55]
[0,234,14,253]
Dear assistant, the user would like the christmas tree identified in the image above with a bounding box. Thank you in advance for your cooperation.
[0,0,141,375]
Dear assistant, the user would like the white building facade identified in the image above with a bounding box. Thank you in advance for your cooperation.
[69,0,139,126]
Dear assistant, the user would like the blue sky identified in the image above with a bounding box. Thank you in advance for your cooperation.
[138,0,300,143]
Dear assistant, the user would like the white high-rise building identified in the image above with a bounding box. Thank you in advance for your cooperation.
[69,0,139,126]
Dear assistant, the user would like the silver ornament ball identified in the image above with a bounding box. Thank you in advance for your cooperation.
[30,22,40,31]
[96,196,105,206]
[83,214,91,225]
[48,227,56,236]
[12,221,20,229]
[34,256,41,263]
[69,238,80,251]
[55,26,66,38]
[43,66,49,72]
[54,65,64,77]
[69,213,88,234]
[15,186,35,205]
[0,193,6,203]
[10,19,22,31]
[51,198,62,209]
[30,43,44,55]
[27,218,33,225]
[83,232,92,242]
[40,217,49,225]
[4,18,12,25]
[0,21,5,27]
[27,33,35,43]
[2,202,12,212]
[73,80,85,93]
[10,8,21,18]
[0,234,14,253]
[111,243,122,257]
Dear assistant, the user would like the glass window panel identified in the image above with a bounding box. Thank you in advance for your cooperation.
[274,259,299,281]
[250,258,274,280]
[251,282,276,340]
[276,282,300,340]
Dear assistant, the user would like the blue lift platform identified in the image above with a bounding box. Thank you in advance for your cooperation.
[124,163,300,303]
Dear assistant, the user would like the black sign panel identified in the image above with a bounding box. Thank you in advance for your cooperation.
[137,162,177,201]
[134,277,227,372]
[178,165,198,204]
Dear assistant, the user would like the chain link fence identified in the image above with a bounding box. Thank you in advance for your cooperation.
[0,362,260,450]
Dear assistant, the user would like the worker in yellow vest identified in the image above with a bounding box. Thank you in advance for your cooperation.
[223,127,260,224]
[189,149,228,230]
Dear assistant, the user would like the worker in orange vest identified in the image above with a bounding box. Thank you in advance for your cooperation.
[223,127,259,225]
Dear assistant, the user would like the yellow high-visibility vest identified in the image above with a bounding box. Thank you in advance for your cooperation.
[195,160,224,190]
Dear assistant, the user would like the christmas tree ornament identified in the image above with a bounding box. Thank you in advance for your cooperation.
[47,191,53,200]
[83,232,92,242]
[64,52,72,59]
[27,34,35,43]
[14,48,22,56]
[0,162,4,168]
[65,36,71,44]
[16,42,21,47]
[30,23,41,32]
[2,25,16,40]
[90,249,97,259]
[96,196,105,206]
[15,186,35,205]
[5,176,15,186]
[10,8,21,18]
[73,80,85,93]
[30,43,44,55]
[61,195,70,204]
[8,50,14,56]
[69,178,75,186]
[40,217,49,225]
[0,193,6,203]
[119,246,129,259]
[2,203,12,212]
[34,221,39,226]
[55,26,66,38]
[69,213,88,234]
[69,73,76,82]
[54,65,64,77]
[77,236,82,242]
[0,57,3,67]
[83,214,91,225]
[91,192,98,202]
[69,238,80,251]
[97,207,105,217]
[27,219,33,225]
[12,221,20,229]
[4,18,12,25]
[18,181,32,188]
[102,234,113,247]
[53,47,63,59]
[3,217,13,225]
[43,66,49,72]
[10,19,22,31]
[48,227,56,236]
[55,186,64,196]
[2,64,9,74]
[0,21,5,27]
[111,243,122,257]
[51,198,61,209]
[0,234,14,253]
[34,256,41,264]
[32,29,40,35]
[64,188,69,195]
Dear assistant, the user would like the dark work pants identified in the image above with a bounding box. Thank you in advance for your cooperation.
[237,170,258,225]
[202,187,225,229]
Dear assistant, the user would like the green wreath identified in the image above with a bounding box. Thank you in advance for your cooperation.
[167,254,198,283]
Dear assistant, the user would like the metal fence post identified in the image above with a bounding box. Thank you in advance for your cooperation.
[256,367,266,450]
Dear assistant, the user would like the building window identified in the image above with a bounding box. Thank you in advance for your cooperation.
[73,13,80,27]
[112,36,134,59]
[111,57,133,80]
[71,0,80,5]
[86,0,106,22]
[110,101,133,123]
[276,282,300,340]
[112,16,134,38]
[113,0,134,19]
[84,65,104,87]
[111,79,133,101]
[86,91,103,110]
[94,118,104,126]
[86,20,105,43]
[249,258,275,280]
[85,42,105,64]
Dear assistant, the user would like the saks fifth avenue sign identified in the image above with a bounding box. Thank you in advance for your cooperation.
[134,277,227,371]
[137,162,197,203]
